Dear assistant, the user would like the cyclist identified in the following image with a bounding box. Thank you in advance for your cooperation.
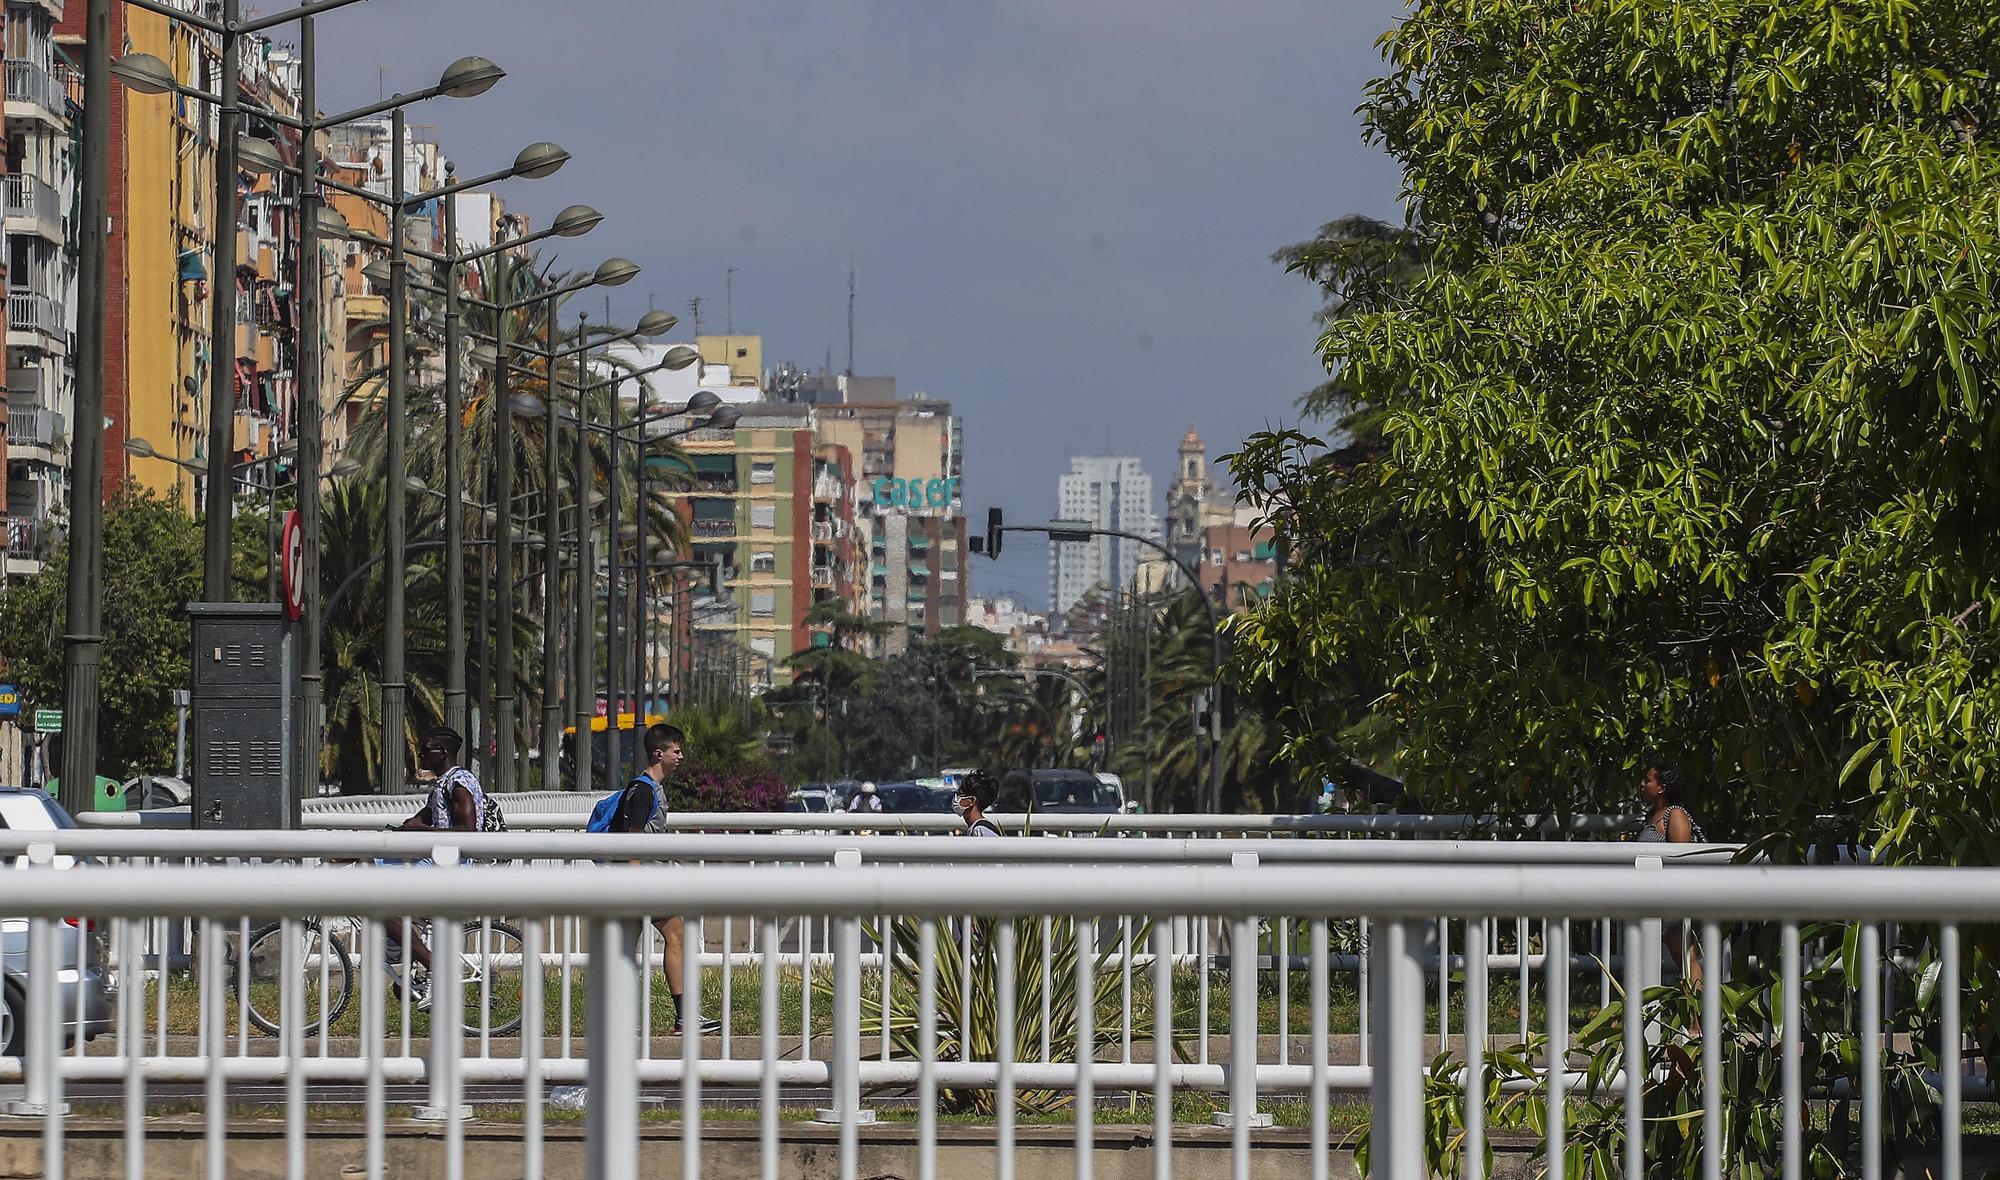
[387,726,486,1001]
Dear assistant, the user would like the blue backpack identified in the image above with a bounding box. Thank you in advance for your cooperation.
[586,777,661,834]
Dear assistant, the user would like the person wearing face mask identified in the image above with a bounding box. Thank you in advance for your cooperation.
[955,770,1002,837]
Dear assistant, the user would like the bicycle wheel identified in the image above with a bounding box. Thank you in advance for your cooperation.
[235,920,355,1038]
[447,919,527,1038]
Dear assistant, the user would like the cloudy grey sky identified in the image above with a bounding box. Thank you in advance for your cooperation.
[309,0,1408,607]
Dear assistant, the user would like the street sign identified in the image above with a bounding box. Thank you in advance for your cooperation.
[279,509,304,621]
[32,708,61,733]
[0,685,18,717]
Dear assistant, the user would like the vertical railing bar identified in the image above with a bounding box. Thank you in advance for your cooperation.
[29,916,62,1180]
[640,919,654,1061]
[1438,916,1450,1048]
[123,919,147,1180]
[157,927,171,1058]
[1859,920,1881,1180]
[760,915,781,1180]
[203,917,225,1180]
[237,915,250,1057]
[1228,913,1255,1180]
[523,917,544,1180]
[722,913,735,1060]
[436,917,465,1180]
[1278,916,1291,1067]
[685,914,705,1180]
[1599,918,1612,1010]
[1544,916,1567,1180]
[1121,916,1134,1066]
[282,918,304,1180]
[399,917,412,1060]
[1622,918,1644,1180]
[802,912,814,1053]
[1358,915,1370,1066]
[560,913,574,1058]
[1153,920,1173,1180]
[364,920,385,1180]
[1198,915,1211,1066]
[1075,917,1096,1180]
[1781,920,1801,1180]
[1942,922,1961,1180]
[1040,914,1054,1063]
[479,916,493,1058]
[1701,920,1723,1180]
[918,918,939,1180]
[1309,917,1328,1180]
[1516,917,1529,1046]
[881,915,894,1064]
[997,917,1018,1180]
[961,916,975,1065]
[1464,915,1487,1180]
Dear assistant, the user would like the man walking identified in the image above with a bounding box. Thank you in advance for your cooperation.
[606,722,718,1035]
[954,770,1003,837]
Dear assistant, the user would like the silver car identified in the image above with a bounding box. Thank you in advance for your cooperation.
[0,786,116,1056]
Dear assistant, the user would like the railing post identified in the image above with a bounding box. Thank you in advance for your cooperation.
[585,914,643,1180]
[1635,856,1663,1046]
[6,844,65,1119]
[1214,852,1271,1137]
[1367,917,1425,1180]
[415,846,473,1122]
[816,848,876,1137]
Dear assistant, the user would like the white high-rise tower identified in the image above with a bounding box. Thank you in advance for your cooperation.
[1050,455,1161,616]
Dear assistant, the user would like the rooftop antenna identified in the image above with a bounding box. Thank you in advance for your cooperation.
[688,295,705,337]
[725,267,737,334]
[845,257,856,378]
[378,64,389,101]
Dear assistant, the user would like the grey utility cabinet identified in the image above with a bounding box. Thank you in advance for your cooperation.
[187,602,297,830]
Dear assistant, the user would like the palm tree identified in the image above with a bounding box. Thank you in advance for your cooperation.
[317,479,449,792]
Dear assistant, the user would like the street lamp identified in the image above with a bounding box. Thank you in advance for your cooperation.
[454,262,643,788]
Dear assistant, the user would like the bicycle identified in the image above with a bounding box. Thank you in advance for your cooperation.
[228,853,530,1039]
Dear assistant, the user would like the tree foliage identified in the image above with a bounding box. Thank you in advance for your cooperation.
[1231,0,2000,857]
[0,487,213,777]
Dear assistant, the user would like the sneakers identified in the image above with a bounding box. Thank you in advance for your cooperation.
[672,1017,722,1036]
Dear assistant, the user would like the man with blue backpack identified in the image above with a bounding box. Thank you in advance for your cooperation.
[584,722,718,1035]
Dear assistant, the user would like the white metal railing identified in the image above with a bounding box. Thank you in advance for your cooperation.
[4,61,65,115]
[3,174,60,240]
[0,850,1986,1180]
[8,288,62,338]
[5,403,58,448]
[81,799,1645,837]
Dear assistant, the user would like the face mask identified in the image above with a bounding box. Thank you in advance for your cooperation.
[953,796,972,816]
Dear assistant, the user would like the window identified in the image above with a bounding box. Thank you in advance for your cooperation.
[752,504,776,530]
[751,461,776,485]
[1236,550,1252,563]
[751,636,776,656]
[751,592,776,618]
[751,551,776,574]
[736,347,749,359]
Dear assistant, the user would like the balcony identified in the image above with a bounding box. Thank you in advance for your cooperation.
[8,289,62,341]
[6,516,38,560]
[4,175,62,243]
[6,62,67,124]
[813,474,842,502]
[6,404,61,450]
[811,566,835,590]
[692,475,740,495]
[691,518,738,540]
[810,520,837,542]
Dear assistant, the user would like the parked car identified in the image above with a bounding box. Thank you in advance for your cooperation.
[996,769,1125,816]
[0,786,117,1056]
[785,785,832,813]
[870,782,955,815]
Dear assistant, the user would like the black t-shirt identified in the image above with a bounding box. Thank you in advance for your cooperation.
[609,776,664,834]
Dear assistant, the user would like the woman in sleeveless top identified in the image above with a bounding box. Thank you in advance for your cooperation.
[1635,761,1702,991]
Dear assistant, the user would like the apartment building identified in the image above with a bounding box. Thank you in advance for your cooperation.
[1049,455,1159,616]
[4,0,75,578]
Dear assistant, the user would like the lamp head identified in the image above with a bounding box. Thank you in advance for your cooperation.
[706,405,742,430]
[110,53,176,96]
[550,204,603,238]
[635,310,678,337]
[512,141,569,180]
[663,344,699,370]
[592,258,641,288]
[329,456,363,478]
[123,437,158,459]
[685,390,722,414]
[508,392,546,418]
[469,342,500,369]
[238,136,285,178]
[403,475,432,496]
[315,204,352,240]
[362,259,393,287]
[438,56,505,99]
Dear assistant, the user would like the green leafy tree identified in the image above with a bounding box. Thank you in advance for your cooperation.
[0,487,207,777]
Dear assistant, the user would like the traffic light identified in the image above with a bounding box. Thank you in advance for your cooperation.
[985,507,1003,560]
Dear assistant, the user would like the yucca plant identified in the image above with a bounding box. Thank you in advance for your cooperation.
[828,915,1164,1115]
